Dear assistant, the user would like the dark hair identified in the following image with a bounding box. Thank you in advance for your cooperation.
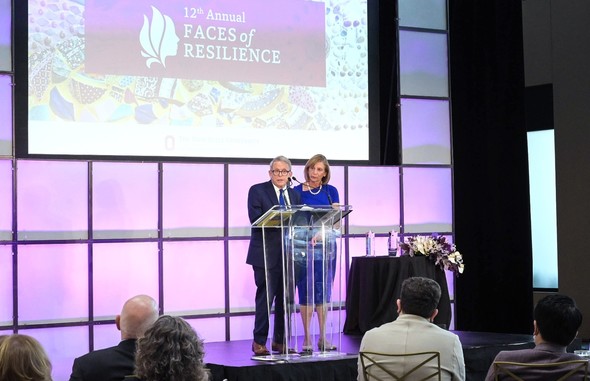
[303,154,331,184]
[534,294,582,346]
[0,334,52,381]
[399,277,441,319]
[135,315,207,381]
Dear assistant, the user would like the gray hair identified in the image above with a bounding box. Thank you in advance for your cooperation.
[269,155,292,171]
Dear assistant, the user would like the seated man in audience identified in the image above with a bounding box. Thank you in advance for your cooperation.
[358,276,465,381]
[69,294,159,381]
[484,294,586,381]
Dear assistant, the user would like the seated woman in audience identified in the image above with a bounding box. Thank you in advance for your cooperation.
[0,334,53,381]
[128,315,209,381]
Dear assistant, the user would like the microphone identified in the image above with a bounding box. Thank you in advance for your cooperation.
[290,176,303,185]
[322,186,333,205]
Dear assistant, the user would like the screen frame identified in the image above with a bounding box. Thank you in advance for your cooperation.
[14,0,384,165]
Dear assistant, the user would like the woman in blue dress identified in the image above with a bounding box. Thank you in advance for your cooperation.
[293,154,340,352]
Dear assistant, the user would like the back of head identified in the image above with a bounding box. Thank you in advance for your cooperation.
[119,295,159,340]
[135,315,207,381]
[534,294,582,346]
[399,277,441,319]
[0,334,52,381]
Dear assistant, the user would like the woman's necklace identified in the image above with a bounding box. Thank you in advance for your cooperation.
[308,184,322,195]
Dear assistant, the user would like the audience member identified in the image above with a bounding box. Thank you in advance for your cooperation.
[69,294,159,381]
[358,277,465,381]
[0,333,53,381]
[484,294,586,381]
[131,315,208,381]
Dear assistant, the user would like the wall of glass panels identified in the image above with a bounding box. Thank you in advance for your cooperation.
[1,1,453,380]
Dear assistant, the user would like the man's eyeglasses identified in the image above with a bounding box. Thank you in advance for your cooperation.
[271,169,291,176]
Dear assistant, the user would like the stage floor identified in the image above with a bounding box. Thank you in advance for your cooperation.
[204,331,535,381]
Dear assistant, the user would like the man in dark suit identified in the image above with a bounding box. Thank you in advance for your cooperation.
[484,294,586,381]
[69,295,159,381]
[247,155,301,356]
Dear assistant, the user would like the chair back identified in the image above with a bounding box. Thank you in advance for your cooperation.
[493,359,589,381]
[359,351,441,381]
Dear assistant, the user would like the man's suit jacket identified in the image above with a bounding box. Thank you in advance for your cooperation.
[246,180,301,269]
[69,339,136,381]
[484,342,588,381]
[358,314,465,381]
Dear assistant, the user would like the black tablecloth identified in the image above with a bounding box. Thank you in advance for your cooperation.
[343,255,452,335]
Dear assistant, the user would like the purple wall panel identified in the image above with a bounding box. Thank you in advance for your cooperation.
[18,244,88,322]
[403,167,452,233]
[162,163,224,237]
[0,159,10,240]
[0,245,11,324]
[93,242,159,318]
[26,326,88,381]
[0,0,10,71]
[17,160,88,240]
[400,31,448,97]
[163,241,225,314]
[0,76,12,154]
[228,240,254,312]
[228,164,267,236]
[93,323,123,351]
[347,166,400,234]
[401,98,451,164]
[92,162,158,239]
[230,315,256,341]
[186,317,226,343]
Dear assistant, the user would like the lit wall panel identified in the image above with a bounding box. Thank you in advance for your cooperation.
[228,240,254,313]
[93,242,159,319]
[400,31,449,97]
[229,315,256,341]
[92,162,158,239]
[401,98,451,164]
[402,167,452,233]
[163,241,225,315]
[26,326,88,381]
[162,163,224,238]
[17,160,88,240]
[187,317,226,343]
[0,245,11,325]
[228,164,267,236]
[0,75,12,156]
[347,166,400,234]
[18,244,88,323]
[93,323,122,351]
[0,0,10,71]
[0,159,11,240]
[399,0,447,30]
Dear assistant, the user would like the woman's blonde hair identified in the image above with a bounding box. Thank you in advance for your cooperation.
[0,334,52,381]
[303,154,331,184]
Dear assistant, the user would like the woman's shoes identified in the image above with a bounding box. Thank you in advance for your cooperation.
[301,344,313,354]
[317,339,337,351]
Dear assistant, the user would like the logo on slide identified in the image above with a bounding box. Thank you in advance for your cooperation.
[140,6,179,68]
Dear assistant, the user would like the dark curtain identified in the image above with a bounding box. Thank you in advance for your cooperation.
[449,0,533,334]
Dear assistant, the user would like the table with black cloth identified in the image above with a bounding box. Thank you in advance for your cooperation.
[343,255,452,335]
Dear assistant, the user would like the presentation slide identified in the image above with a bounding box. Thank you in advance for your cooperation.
[25,0,369,160]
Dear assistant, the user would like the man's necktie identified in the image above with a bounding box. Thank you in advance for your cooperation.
[279,188,286,206]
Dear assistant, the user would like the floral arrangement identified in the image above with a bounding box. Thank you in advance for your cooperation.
[399,235,464,276]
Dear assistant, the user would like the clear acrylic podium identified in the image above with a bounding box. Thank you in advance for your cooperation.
[252,204,352,361]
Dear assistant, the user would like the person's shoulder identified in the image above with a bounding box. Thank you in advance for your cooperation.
[249,180,271,194]
[75,342,134,364]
